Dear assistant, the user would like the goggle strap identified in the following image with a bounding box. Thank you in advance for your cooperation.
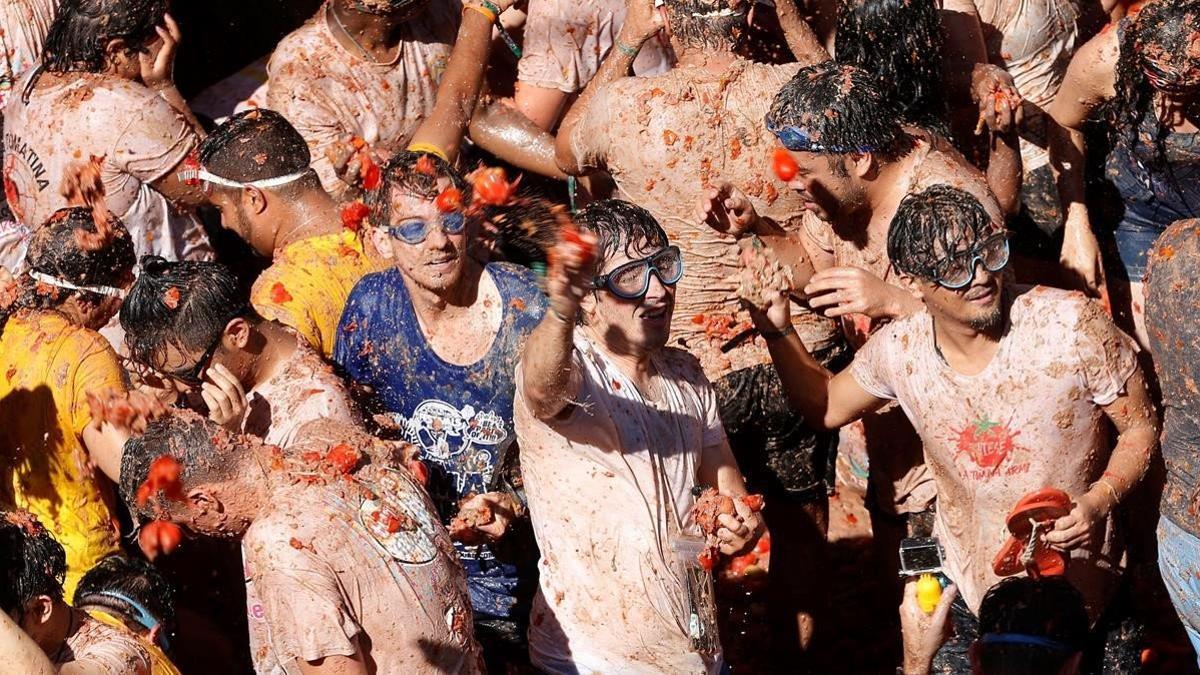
[28,270,125,298]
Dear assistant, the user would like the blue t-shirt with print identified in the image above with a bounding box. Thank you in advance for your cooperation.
[333,262,546,621]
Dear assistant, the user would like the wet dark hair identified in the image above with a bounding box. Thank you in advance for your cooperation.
[976,577,1088,674]
[76,555,177,635]
[766,61,912,163]
[1,207,135,331]
[887,184,995,280]
[1110,0,1200,173]
[119,411,250,522]
[0,511,66,615]
[575,199,670,271]
[365,151,470,229]
[26,0,168,101]
[664,0,747,49]
[835,0,947,134]
[196,109,317,189]
[119,256,254,368]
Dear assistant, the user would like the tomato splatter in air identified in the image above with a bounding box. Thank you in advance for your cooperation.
[472,167,520,206]
[435,187,464,213]
[138,521,183,561]
[341,201,370,232]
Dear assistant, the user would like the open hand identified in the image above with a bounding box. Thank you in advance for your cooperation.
[199,363,247,430]
[695,182,759,239]
[621,0,666,44]
[140,13,182,92]
[738,243,793,331]
[804,266,914,319]
[1060,212,1106,298]
[450,492,519,545]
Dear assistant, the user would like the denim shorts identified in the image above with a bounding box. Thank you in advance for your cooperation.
[1157,516,1200,667]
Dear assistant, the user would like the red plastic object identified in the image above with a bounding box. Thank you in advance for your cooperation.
[992,488,1072,578]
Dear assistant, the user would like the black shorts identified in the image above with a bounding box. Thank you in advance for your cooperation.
[714,345,848,502]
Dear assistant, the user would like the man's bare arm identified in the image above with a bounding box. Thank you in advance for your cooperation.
[1048,27,1118,293]
[407,4,512,163]
[469,101,570,178]
[555,0,663,174]
[0,613,56,675]
[773,0,830,66]
[1045,367,1159,549]
[520,229,599,420]
[296,637,370,675]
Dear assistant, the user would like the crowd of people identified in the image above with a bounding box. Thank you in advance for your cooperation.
[0,0,1198,672]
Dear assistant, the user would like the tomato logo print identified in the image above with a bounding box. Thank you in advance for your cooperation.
[953,417,1020,469]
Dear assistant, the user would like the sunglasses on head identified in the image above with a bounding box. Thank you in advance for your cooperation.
[931,234,1010,290]
[593,245,684,299]
[387,212,467,245]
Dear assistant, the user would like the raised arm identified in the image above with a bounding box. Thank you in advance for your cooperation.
[772,0,830,66]
[1048,27,1118,295]
[406,0,518,163]
[555,0,663,174]
[519,229,600,420]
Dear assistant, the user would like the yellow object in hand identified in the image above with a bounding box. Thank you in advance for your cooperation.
[917,574,942,614]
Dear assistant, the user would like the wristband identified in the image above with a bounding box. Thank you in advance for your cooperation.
[1091,479,1120,510]
[479,0,503,15]
[406,142,449,162]
[758,324,795,341]
[463,4,497,23]
[616,40,640,58]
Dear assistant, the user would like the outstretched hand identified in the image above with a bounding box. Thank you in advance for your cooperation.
[140,13,183,92]
[622,0,666,43]
[737,243,793,332]
[695,182,759,239]
[900,580,957,675]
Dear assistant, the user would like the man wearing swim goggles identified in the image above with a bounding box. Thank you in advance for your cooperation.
[336,154,548,670]
[741,185,1157,671]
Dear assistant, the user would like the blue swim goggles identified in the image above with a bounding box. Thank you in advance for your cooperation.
[765,115,877,154]
[387,212,467,245]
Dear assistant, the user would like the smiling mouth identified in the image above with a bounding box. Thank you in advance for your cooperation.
[641,304,671,319]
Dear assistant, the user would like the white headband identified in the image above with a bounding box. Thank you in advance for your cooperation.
[179,167,309,190]
[28,270,126,298]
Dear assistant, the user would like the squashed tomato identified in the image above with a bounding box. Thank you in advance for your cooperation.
[772,147,799,182]
[435,187,464,213]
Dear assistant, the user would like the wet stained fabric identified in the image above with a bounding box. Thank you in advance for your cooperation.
[54,609,153,674]
[518,0,673,93]
[1144,218,1200,539]
[0,0,56,110]
[334,262,546,622]
[243,464,480,674]
[263,1,461,194]
[85,609,180,675]
[513,335,725,674]
[250,230,387,360]
[0,311,124,599]
[2,71,209,261]
[850,286,1138,616]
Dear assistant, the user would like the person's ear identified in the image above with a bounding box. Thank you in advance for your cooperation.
[147,624,162,644]
[104,38,130,61]
[242,186,269,216]
[853,152,877,180]
[22,595,54,628]
[224,317,252,349]
[368,226,395,260]
[186,488,223,515]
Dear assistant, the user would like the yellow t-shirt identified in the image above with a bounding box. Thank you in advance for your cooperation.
[0,311,124,599]
[250,230,386,359]
[85,608,181,675]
